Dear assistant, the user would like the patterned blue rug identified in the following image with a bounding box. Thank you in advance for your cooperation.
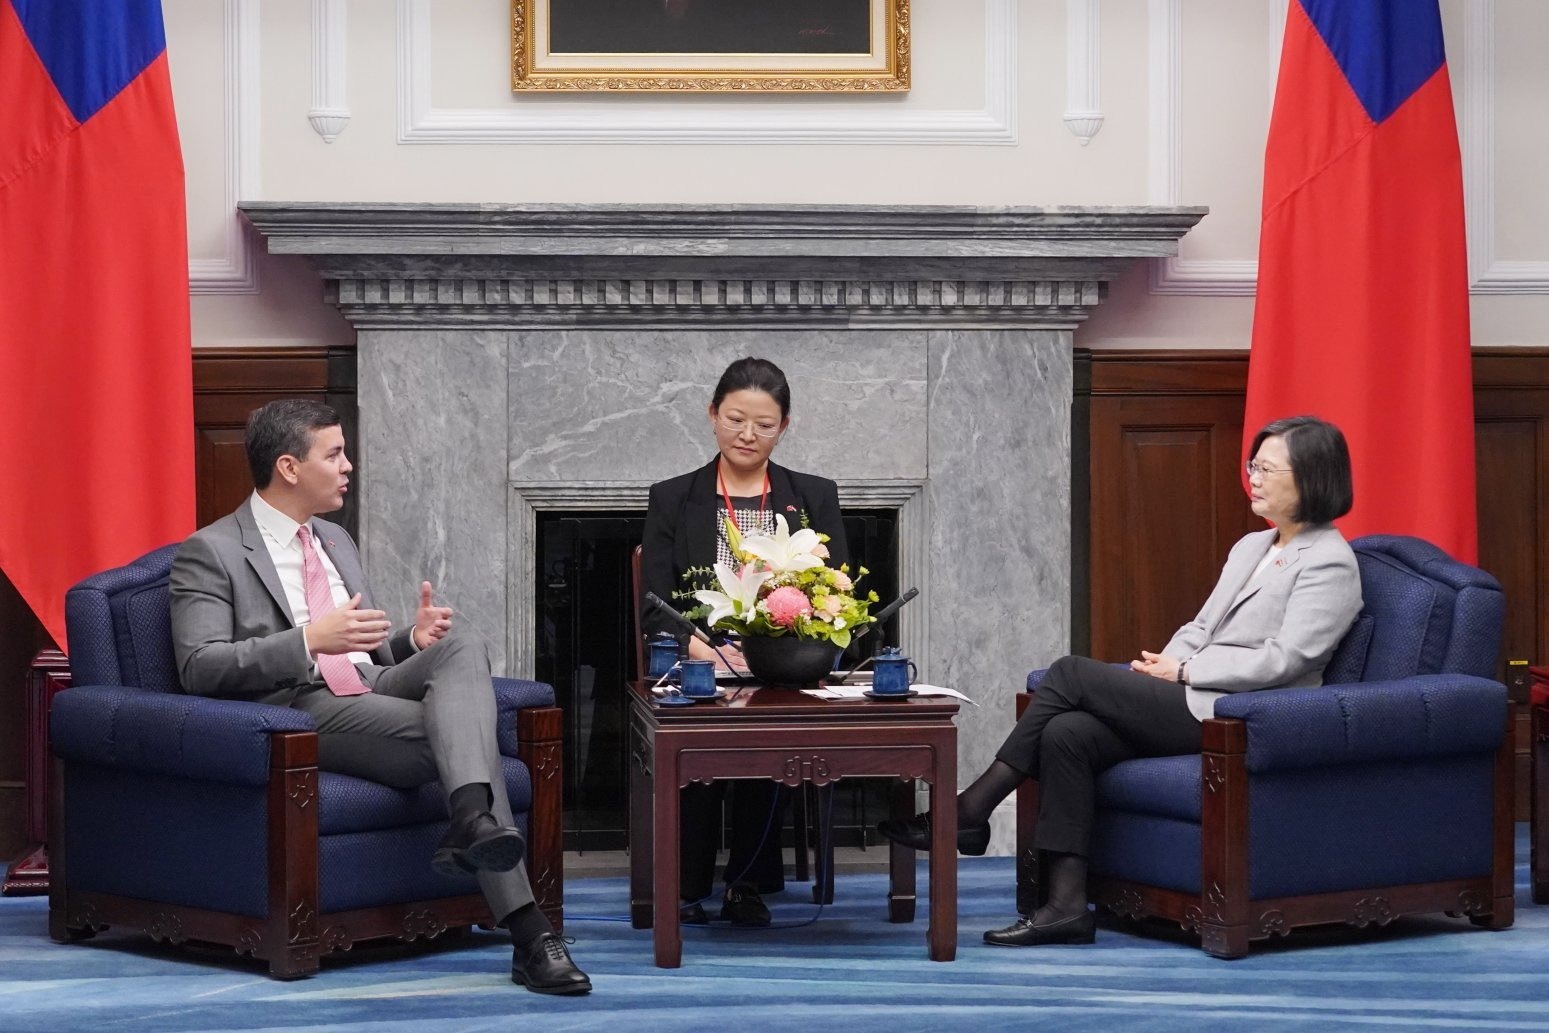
[4,827,1547,1032]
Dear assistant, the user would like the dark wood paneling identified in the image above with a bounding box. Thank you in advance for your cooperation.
[1084,354,1258,661]
[1,346,354,865]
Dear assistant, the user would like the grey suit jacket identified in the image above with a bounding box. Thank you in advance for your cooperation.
[1162,523,1362,693]
[169,500,414,706]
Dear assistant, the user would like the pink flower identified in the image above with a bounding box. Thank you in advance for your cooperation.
[831,571,852,592]
[763,586,813,627]
[817,595,842,618]
[811,542,830,559]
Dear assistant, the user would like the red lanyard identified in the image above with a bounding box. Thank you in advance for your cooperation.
[717,460,770,533]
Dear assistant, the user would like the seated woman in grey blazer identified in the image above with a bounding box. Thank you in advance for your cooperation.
[879,415,1363,947]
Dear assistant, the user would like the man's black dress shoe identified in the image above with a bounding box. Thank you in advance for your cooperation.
[511,932,592,995]
[431,811,526,877]
[719,883,771,927]
[983,909,1096,946]
[876,813,991,856]
[679,900,709,925]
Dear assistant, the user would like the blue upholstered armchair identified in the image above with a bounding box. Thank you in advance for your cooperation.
[48,545,564,978]
[1016,535,1515,957]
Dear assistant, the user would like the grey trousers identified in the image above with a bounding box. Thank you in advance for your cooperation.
[291,625,535,918]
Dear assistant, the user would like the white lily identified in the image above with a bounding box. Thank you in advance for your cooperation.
[738,514,826,575]
[693,562,769,628]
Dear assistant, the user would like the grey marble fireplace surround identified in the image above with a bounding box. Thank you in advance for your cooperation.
[240,203,1204,845]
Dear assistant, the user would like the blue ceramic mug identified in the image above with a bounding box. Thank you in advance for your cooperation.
[647,634,680,678]
[674,659,718,697]
[871,647,917,695]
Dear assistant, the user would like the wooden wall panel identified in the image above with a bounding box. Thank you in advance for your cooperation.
[1086,356,1259,662]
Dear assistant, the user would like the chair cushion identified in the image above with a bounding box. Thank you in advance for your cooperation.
[64,542,180,690]
[118,580,180,693]
[318,755,533,835]
[1094,754,1201,822]
[1343,535,1503,681]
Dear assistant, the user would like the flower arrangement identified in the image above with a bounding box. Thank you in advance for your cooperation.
[687,515,877,648]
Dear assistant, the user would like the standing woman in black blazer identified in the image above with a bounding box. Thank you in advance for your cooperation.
[642,356,849,926]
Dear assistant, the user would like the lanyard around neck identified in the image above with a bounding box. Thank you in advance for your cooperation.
[717,459,770,533]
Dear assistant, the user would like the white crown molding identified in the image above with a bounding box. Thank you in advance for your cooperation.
[308,0,350,142]
[1145,0,1257,294]
[1146,0,1265,296]
[189,0,259,294]
[395,0,1017,145]
[1063,0,1103,145]
[1464,2,1547,292]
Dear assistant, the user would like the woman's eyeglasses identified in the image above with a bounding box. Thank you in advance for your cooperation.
[718,414,783,439]
[1245,460,1293,478]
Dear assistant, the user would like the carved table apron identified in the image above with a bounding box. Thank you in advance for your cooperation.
[627,682,959,967]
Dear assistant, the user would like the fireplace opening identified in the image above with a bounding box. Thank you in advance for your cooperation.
[535,507,901,852]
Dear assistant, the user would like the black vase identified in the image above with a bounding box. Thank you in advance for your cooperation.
[740,635,839,688]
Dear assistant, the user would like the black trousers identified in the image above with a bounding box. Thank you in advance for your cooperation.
[679,781,786,901]
[997,655,1203,857]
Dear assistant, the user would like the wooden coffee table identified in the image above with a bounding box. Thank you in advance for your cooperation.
[627,680,960,967]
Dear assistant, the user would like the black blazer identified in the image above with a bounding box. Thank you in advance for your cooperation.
[641,457,849,641]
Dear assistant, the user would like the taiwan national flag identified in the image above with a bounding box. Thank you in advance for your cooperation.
[1243,0,1476,562]
[0,0,195,649]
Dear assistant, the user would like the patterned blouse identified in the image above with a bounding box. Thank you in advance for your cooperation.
[715,497,776,569]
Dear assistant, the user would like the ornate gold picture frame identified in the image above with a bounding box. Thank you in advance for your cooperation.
[511,1,910,92]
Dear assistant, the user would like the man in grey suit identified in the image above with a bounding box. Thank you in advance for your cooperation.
[169,399,590,994]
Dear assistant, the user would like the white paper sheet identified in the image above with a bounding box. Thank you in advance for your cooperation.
[802,683,977,705]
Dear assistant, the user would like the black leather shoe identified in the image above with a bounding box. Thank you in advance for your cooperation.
[983,910,1096,947]
[720,883,771,927]
[876,813,991,856]
[679,901,709,925]
[511,932,592,995]
[432,811,526,877]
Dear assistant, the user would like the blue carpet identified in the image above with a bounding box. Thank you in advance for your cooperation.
[4,826,1548,1032]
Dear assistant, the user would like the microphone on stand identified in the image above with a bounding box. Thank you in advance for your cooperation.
[831,587,919,683]
[643,591,750,681]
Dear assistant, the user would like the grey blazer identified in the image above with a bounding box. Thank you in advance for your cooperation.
[1162,523,1362,693]
[169,501,414,705]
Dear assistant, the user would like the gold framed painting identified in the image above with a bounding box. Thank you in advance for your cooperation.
[511,0,910,92]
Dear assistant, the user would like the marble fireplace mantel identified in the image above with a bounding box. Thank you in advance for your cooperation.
[240,202,1205,812]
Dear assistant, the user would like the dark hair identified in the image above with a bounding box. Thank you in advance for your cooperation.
[711,357,791,418]
[1250,415,1353,525]
[245,399,340,489]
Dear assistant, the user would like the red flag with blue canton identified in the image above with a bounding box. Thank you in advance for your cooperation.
[0,0,195,648]
[1243,0,1476,562]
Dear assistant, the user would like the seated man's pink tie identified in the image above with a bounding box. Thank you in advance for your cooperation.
[297,525,370,696]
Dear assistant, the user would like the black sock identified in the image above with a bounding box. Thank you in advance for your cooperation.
[1038,851,1090,919]
[503,903,554,945]
[957,760,1025,827]
[449,783,492,825]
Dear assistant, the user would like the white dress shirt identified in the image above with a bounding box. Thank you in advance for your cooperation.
[249,492,373,669]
